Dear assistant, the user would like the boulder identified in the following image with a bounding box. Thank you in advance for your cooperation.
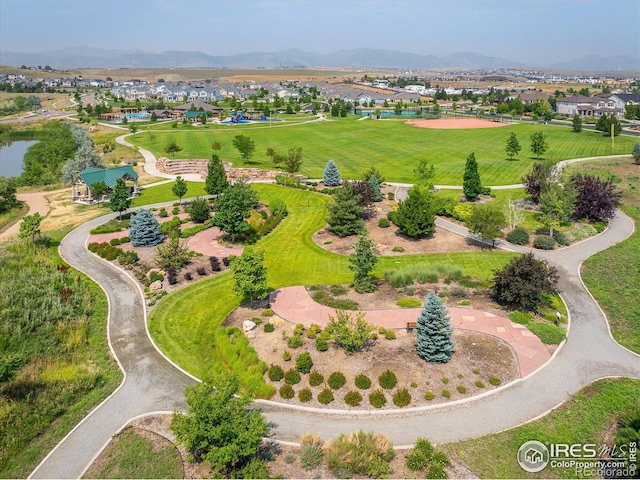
[242,320,257,333]
[149,280,163,291]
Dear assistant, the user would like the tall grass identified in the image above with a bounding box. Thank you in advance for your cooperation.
[384,263,463,288]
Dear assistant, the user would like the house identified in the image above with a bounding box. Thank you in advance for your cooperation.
[557,93,636,118]
[518,90,552,104]
[72,165,139,204]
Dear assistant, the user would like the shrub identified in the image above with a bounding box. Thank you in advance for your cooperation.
[452,202,474,221]
[508,311,533,325]
[309,370,324,387]
[324,431,394,479]
[355,374,372,390]
[427,463,447,479]
[295,352,313,374]
[488,375,501,386]
[184,272,193,281]
[392,388,412,407]
[397,297,422,308]
[384,329,396,340]
[279,384,295,399]
[263,323,275,332]
[268,364,284,382]
[300,444,323,470]
[318,388,334,404]
[457,385,467,394]
[378,370,397,390]
[565,224,598,243]
[222,257,230,267]
[328,372,346,389]
[329,284,348,296]
[287,334,304,349]
[554,231,570,246]
[533,235,555,250]
[119,236,130,244]
[117,251,138,265]
[315,336,329,351]
[180,224,208,238]
[475,381,485,388]
[442,389,451,398]
[109,237,121,246]
[262,308,274,317]
[528,322,566,344]
[441,377,449,384]
[166,268,178,285]
[424,391,435,400]
[209,256,221,271]
[406,450,428,471]
[283,350,291,361]
[293,323,305,336]
[188,197,211,223]
[284,368,301,385]
[369,389,387,408]
[344,390,363,406]
[391,246,405,252]
[298,388,313,403]
[378,217,390,228]
[306,324,322,339]
[507,227,529,245]
[159,207,168,218]
[327,310,375,354]
[593,220,607,233]
[150,271,164,283]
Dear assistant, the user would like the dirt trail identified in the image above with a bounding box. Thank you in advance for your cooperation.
[0,189,65,241]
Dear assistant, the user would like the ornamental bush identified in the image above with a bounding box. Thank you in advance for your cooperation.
[533,235,555,250]
[369,389,387,408]
[315,336,329,352]
[309,370,324,387]
[284,369,301,385]
[263,323,275,332]
[268,364,284,382]
[506,227,529,245]
[287,334,304,349]
[280,384,295,399]
[298,388,313,403]
[378,370,397,390]
[344,390,363,406]
[488,375,501,386]
[392,388,412,407]
[300,444,323,470]
[442,389,451,398]
[424,391,435,400]
[188,197,211,223]
[355,374,371,390]
[295,352,313,374]
[328,371,346,389]
[378,217,390,228]
[318,388,334,404]
[457,385,467,394]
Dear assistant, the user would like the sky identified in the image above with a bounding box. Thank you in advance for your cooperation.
[1,0,639,66]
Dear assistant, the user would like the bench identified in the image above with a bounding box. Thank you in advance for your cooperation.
[406,321,417,331]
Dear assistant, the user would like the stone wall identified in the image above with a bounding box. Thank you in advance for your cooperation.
[156,157,280,182]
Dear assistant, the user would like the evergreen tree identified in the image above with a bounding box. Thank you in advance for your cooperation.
[416,291,454,363]
[505,133,521,160]
[348,232,378,293]
[155,225,192,270]
[326,182,364,237]
[393,186,436,238]
[572,113,582,133]
[462,152,482,201]
[367,175,383,202]
[129,208,163,247]
[109,177,131,220]
[172,176,188,205]
[323,160,342,186]
[632,142,640,165]
[205,154,229,195]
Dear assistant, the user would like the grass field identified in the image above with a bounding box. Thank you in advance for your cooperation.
[147,184,515,386]
[129,118,636,185]
[446,378,640,478]
[568,157,640,354]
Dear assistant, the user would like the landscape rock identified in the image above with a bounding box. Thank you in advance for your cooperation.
[149,280,163,291]
[243,320,257,332]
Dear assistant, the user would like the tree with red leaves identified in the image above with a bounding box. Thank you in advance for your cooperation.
[571,173,621,222]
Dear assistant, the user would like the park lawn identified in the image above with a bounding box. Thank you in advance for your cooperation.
[148,184,516,386]
[132,181,207,207]
[129,118,636,185]
[446,378,640,479]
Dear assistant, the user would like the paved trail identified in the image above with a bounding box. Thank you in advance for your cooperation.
[29,160,640,477]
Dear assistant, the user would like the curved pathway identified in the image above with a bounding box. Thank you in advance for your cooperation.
[29,165,640,477]
[0,189,65,241]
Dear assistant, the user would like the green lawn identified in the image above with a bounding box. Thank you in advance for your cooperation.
[129,118,636,185]
[132,181,207,207]
[446,378,640,478]
[148,184,515,387]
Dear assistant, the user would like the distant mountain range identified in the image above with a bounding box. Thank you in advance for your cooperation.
[1,47,638,72]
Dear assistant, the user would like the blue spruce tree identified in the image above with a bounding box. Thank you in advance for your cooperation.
[323,160,342,186]
[416,291,455,363]
[367,175,383,202]
[129,208,163,247]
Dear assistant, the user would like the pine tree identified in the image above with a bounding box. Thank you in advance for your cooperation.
[392,186,436,238]
[348,232,378,293]
[632,142,640,165]
[416,291,455,363]
[205,154,229,195]
[462,152,482,201]
[129,208,163,247]
[323,160,342,186]
[367,175,383,202]
[326,182,364,237]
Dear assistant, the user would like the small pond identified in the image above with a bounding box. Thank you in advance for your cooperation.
[0,140,37,178]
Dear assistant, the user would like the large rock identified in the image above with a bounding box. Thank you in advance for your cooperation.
[242,320,257,333]
[149,280,163,291]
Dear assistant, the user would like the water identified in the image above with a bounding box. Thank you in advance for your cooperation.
[126,113,150,119]
[0,140,37,178]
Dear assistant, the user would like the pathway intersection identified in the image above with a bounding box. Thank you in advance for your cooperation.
[27,150,640,478]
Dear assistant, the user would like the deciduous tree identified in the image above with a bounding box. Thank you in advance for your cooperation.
[539,181,575,238]
[572,113,582,133]
[164,141,182,157]
[632,142,640,165]
[505,133,521,160]
[467,203,507,247]
[0,176,20,213]
[213,179,259,242]
[522,161,553,203]
[19,212,42,240]
[571,173,621,221]
[172,176,188,205]
[170,372,269,476]
[414,157,436,189]
[492,253,558,311]
[108,177,131,219]
[230,249,268,301]
[283,146,303,174]
[416,291,454,363]
[530,131,548,160]
[232,134,256,160]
